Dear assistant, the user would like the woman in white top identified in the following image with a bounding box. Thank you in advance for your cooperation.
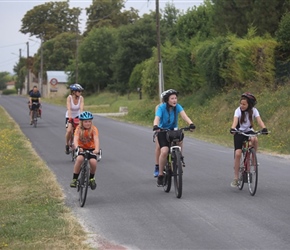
[65,83,84,154]
[229,92,268,187]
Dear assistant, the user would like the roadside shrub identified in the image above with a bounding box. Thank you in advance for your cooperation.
[2,89,17,95]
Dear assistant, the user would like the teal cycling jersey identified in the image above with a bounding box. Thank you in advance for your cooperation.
[156,103,183,129]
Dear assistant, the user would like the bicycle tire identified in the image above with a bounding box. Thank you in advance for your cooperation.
[238,151,245,190]
[78,161,90,207]
[163,161,172,193]
[173,151,183,198]
[71,146,75,162]
[247,148,258,196]
[33,110,37,128]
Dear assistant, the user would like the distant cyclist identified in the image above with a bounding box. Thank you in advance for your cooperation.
[65,83,84,154]
[229,92,268,187]
[29,85,41,125]
[153,89,196,186]
[70,111,100,190]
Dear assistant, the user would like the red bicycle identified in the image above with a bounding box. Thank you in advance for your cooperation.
[237,130,267,196]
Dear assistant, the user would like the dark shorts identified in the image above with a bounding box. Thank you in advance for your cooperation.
[157,131,170,148]
[78,149,97,160]
[234,130,255,150]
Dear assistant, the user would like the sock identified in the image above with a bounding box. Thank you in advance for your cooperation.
[73,173,79,180]
[90,173,95,179]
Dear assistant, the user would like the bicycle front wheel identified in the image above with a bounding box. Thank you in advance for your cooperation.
[78,162,90,207]
[247,148,258,196]
[238,151,245,190]
[163,161,172,193]
[33,110,37,128]
[173,151,183,198]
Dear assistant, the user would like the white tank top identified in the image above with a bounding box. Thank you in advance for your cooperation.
[65,95,82,118]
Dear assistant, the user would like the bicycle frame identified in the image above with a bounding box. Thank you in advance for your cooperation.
[161,126,191,198]
[31,102,40,128]
[236,130,267,196]
[76,150,101,207]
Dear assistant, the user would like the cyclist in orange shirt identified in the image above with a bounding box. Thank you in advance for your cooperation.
[70,111,100,190]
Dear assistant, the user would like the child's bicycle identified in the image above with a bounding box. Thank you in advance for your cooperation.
[157,126,191,198]
[236,130,268,196]
[76,149,102,207]
[69,118,80,162]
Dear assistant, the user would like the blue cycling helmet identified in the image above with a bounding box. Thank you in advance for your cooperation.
[79,111,93,120]
[69,83,84,91]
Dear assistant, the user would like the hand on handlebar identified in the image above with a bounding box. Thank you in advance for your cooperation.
[153,125,160,131]
[189,123,196,131]
[230,128,237,134]
[261,127,268,135]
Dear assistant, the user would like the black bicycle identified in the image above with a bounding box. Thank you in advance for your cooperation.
[31,102,41,128]
[161,127,191,198]
[76,149,102,207]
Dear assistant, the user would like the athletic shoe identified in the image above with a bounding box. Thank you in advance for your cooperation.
[70,179,77,188]
[90,178,97,190]
[154,166,159,177]
[157,175,164,187]
[65,145,70,154]
[230,179,238,187]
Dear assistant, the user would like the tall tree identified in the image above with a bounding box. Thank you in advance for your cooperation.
[176,1,214,41]
[0,72,12,90]
[73,27,117,93]
[20,0,81,41]
[111,13,157,94]
[211,0,290,37]
[85,0,139,33]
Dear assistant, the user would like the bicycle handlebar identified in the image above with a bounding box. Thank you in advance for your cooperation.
[153,126,192,142]
[236,130,270,137]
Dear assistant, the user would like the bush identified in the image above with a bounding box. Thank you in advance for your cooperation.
[2,89,17,95]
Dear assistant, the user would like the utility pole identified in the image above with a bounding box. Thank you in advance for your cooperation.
[76,16,79,83]
[156,0,164,102]
[26,42,30,94]
[40,37,43,95]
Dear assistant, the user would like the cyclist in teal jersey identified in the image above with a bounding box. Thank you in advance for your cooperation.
[153,89,195,186]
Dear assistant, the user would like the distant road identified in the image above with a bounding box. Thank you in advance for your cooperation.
[1,95,290,250]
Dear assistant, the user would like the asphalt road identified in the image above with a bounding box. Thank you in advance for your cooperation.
[1,95,290,250]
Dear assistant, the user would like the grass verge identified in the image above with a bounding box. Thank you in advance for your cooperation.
[0,106,92,250]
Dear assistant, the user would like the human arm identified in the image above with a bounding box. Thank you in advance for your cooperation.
[92,129,100,154]
[66,95,72,120]
[179,110,195,130]
[80,96,84,113]
[153,116,160,131]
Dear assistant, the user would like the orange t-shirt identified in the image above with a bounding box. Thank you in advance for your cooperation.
[75,125,99,150]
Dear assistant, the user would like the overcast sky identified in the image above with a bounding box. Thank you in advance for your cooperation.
[0,0,203,74]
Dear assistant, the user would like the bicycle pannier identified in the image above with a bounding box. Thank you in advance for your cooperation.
[166,130,184,142]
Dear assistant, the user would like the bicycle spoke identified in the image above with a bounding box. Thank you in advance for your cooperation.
[173,151,183,198]
[248,149,258,196]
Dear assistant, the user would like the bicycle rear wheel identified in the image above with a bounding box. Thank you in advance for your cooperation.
[78,162,90,207]
[163,161,172,193]
[238,151,245,190]
[173,151,183,198]
[247,148,258,196]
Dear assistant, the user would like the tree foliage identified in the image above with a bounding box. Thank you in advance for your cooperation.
[211,0,290,37]
[111,13,157,94]
[0,72,12,90]
[85,0,139,33]
[73,27,117,93]
[20,0,81,41]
